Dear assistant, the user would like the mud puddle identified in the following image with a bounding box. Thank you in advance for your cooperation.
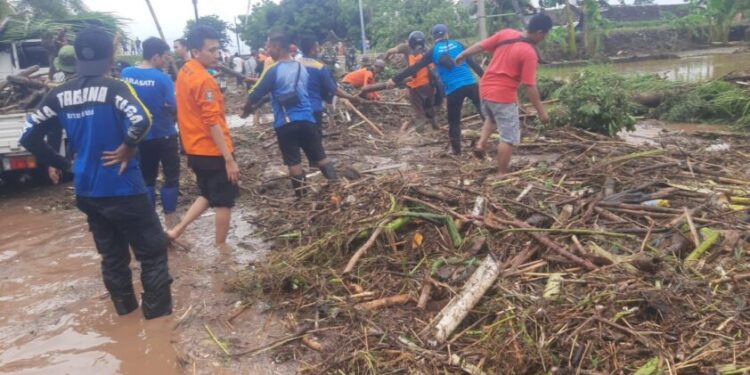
[0,186,296,374]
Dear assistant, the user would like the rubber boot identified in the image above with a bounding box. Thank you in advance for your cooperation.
[141,286,172,320]
[450,137,462,155]
[290,174,307,198]
[430,117,439,130]
[146,186,156,208]
[414,118,425,133]
[110,286,138,316]
[319,163,339,183]
[160,187,178,214]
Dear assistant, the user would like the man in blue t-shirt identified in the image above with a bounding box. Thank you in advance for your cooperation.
[20,27,173,320]
[387,24,484,155]
[242,32,338,198]
[298,36,360,137]
[121,37,180,221]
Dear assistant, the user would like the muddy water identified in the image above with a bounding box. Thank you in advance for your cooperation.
[543,49,750,82]
[620,119,729,146]
[0,187,295,374]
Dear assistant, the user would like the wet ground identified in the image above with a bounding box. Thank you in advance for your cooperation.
[0,185,296,374]
[620,119,730,146]
[0,107,734,373]
[543,47,750,82]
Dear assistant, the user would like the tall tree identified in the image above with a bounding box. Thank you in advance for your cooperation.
[185,15,230,48]
[690,0,750,42]
[238,0,474,51]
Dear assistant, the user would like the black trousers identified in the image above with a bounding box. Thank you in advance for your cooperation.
[138,135,180,188]
[76,194,172,296]
[446,83,482,154]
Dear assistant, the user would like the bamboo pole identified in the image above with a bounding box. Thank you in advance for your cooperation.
[144,0,179,75]
[341,99,384,137]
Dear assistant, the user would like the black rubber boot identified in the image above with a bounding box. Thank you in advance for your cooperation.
[290,174,307,198]
[319,163,339,183]
[450,137,462,155]
[141,286,172,320]
[430,117,439,130]
[111,287,138,316]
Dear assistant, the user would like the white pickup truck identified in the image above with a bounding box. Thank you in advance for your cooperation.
[0,112,39,182]
[0,39,60,183]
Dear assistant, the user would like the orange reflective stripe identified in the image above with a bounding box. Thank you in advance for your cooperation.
[406,53,430,89]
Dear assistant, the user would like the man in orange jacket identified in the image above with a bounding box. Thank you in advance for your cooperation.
[384,31,439,131]
[167,25,240,246]
[342,57,385,100]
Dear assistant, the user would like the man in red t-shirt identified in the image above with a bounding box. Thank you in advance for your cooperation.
[456,14,552,175]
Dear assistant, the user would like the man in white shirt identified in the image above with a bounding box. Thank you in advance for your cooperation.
[231,52,245,87]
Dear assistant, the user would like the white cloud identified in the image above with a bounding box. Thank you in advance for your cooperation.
[84,0,257,52]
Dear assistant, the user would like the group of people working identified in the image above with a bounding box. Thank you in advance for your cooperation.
[19,13,553,320]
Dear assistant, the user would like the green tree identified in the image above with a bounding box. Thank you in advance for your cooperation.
[689,0,750,43]
[367,0,474,49]
[238,0,474,51]
[185,15,231,48]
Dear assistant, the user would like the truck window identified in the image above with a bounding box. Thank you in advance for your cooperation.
[17,41,49,69]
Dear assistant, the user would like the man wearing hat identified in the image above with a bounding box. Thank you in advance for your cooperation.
[53,45,76,83]
[388,24,484,154]
[20,27,173,320]
[342,57,385,100]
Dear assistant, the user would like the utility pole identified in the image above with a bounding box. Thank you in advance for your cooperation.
[477,0,488,40]
[234,17,242,55]
[358,0,367,54]
[144,0,179,74]
[192,0,199,22]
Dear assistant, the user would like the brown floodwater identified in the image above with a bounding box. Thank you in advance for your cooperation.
[0,187,294,375]
[620,119,729,146]
[543,48,750,82]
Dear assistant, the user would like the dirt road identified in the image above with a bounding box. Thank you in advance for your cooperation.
[0,184,295,374]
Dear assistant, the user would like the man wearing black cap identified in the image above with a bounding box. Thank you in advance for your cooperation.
[387,24,484,154]
[20,27,173,320]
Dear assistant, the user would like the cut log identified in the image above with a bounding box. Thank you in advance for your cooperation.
[359,81,389,94]
[354,293,411,310]
[15,65,41,77]
[425,254,501,346]
[7,75,46,89]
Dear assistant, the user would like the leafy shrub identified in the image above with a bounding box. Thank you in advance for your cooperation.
[551,67,635,136]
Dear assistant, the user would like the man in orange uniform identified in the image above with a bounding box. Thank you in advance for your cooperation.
[167,25,240,246]
[341,58,384,100]
[384,31,438,131]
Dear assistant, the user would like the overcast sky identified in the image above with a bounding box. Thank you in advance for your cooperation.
[84,0,254,52]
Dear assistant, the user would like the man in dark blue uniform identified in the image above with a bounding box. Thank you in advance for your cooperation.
[121,37,180,222]
[20,27,173,320]
[243,32,338,198]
